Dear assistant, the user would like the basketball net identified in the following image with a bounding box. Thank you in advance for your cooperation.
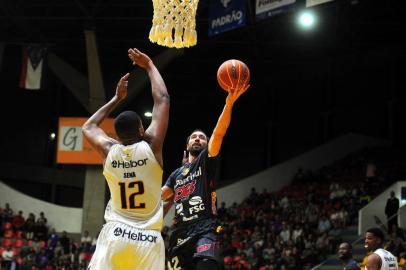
[149,0,199,48]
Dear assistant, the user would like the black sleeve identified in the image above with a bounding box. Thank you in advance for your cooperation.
[164,169,177,189]
[203,148,220,183]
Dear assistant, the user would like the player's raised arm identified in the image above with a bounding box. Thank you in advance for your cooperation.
[82,73,128,158]
[128,48,170,167]
[209,60,250,157]
[208,84,249,157]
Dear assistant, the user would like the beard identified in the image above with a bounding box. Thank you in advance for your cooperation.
[189,145,204,157]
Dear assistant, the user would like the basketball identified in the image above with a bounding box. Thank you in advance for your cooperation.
[217,59,250,92]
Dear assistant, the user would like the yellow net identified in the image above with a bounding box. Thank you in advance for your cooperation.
[149,0,199,48]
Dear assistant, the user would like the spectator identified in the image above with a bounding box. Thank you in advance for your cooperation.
[218,202,228,217]
[338,242,360,270]
[280,195,290,210]
[31,237,41,252]
[280,223,291,243]
[48,228,59,248]
[385,191,399,234]
[2,246,15,270]
[12,210,25,231]
[35,217,48,241]
[59,231,71,254]
[359,186,371,206]
[91,232,98,253]
[37,212,48,224]
[318,215,331,234]
[80,230,92,252]
[53,241,64,258]
[25,213,36,240]
[3,203,13,222]
[292,224,303,244]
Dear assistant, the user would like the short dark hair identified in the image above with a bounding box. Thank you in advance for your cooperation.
[366,227,385,242]
[114,111,142,140]
[186,129,208,145]
[341,242,352,250]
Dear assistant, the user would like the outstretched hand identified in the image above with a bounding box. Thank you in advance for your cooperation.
[115,73,129,101]
[128,48,153,69]
[226,84,250,105]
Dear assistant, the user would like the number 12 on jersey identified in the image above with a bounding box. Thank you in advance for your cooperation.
[118,181,146,209]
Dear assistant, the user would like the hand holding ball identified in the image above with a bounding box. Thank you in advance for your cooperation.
[217,59,250,93]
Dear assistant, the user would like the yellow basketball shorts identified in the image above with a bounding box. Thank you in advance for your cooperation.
[88,222,165,270]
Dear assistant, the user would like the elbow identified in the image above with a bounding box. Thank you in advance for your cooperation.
[160,93,170,103]
[81,123,94,135]
[82,124,89,134]
[154,92,170,105]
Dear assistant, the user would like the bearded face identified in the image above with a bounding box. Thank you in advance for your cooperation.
[187,131,208,157]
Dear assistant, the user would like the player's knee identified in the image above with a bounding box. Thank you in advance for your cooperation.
[195,258,218,270]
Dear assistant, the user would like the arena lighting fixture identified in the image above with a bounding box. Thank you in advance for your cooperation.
[50,132,56,140]
[144,111,152,118]
[298,11,316,29]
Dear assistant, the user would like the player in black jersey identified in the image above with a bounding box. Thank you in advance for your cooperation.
[162,84,249,270]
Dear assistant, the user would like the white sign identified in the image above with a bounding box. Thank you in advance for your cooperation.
[58,126,83,151]
[256,0,295,15]
[306,0,334,7]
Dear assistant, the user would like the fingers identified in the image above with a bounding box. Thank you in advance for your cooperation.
[128,48,141,56]
[237,84,250,97]
[119,73,130,83]
[118,73,130,88]
[122,73,130,80]
[128,48,140,54]
[128,48,139,59]
[128,48,143,66]
[226,83,250,102]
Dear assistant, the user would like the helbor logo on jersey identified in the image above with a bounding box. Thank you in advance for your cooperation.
[113,227,157,243]
[114,227,123,236]
[111,158,148,169]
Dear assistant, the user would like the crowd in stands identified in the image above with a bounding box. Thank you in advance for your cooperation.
[214,181,363,270]
[1,146,405,270]
[205,146,405,270]
[0,205,96,270]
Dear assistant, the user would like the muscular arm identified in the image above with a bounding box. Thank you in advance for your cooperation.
[208,85,249,157]
[82,74,128,158]
[366,254,382,270]
[128,48,170,167]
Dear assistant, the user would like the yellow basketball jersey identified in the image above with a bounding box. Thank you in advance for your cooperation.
[103,141,163,231]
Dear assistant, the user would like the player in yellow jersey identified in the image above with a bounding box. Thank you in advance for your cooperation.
[83,48,170,270]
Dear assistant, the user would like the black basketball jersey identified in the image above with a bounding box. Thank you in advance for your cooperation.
[165,148,219,226]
